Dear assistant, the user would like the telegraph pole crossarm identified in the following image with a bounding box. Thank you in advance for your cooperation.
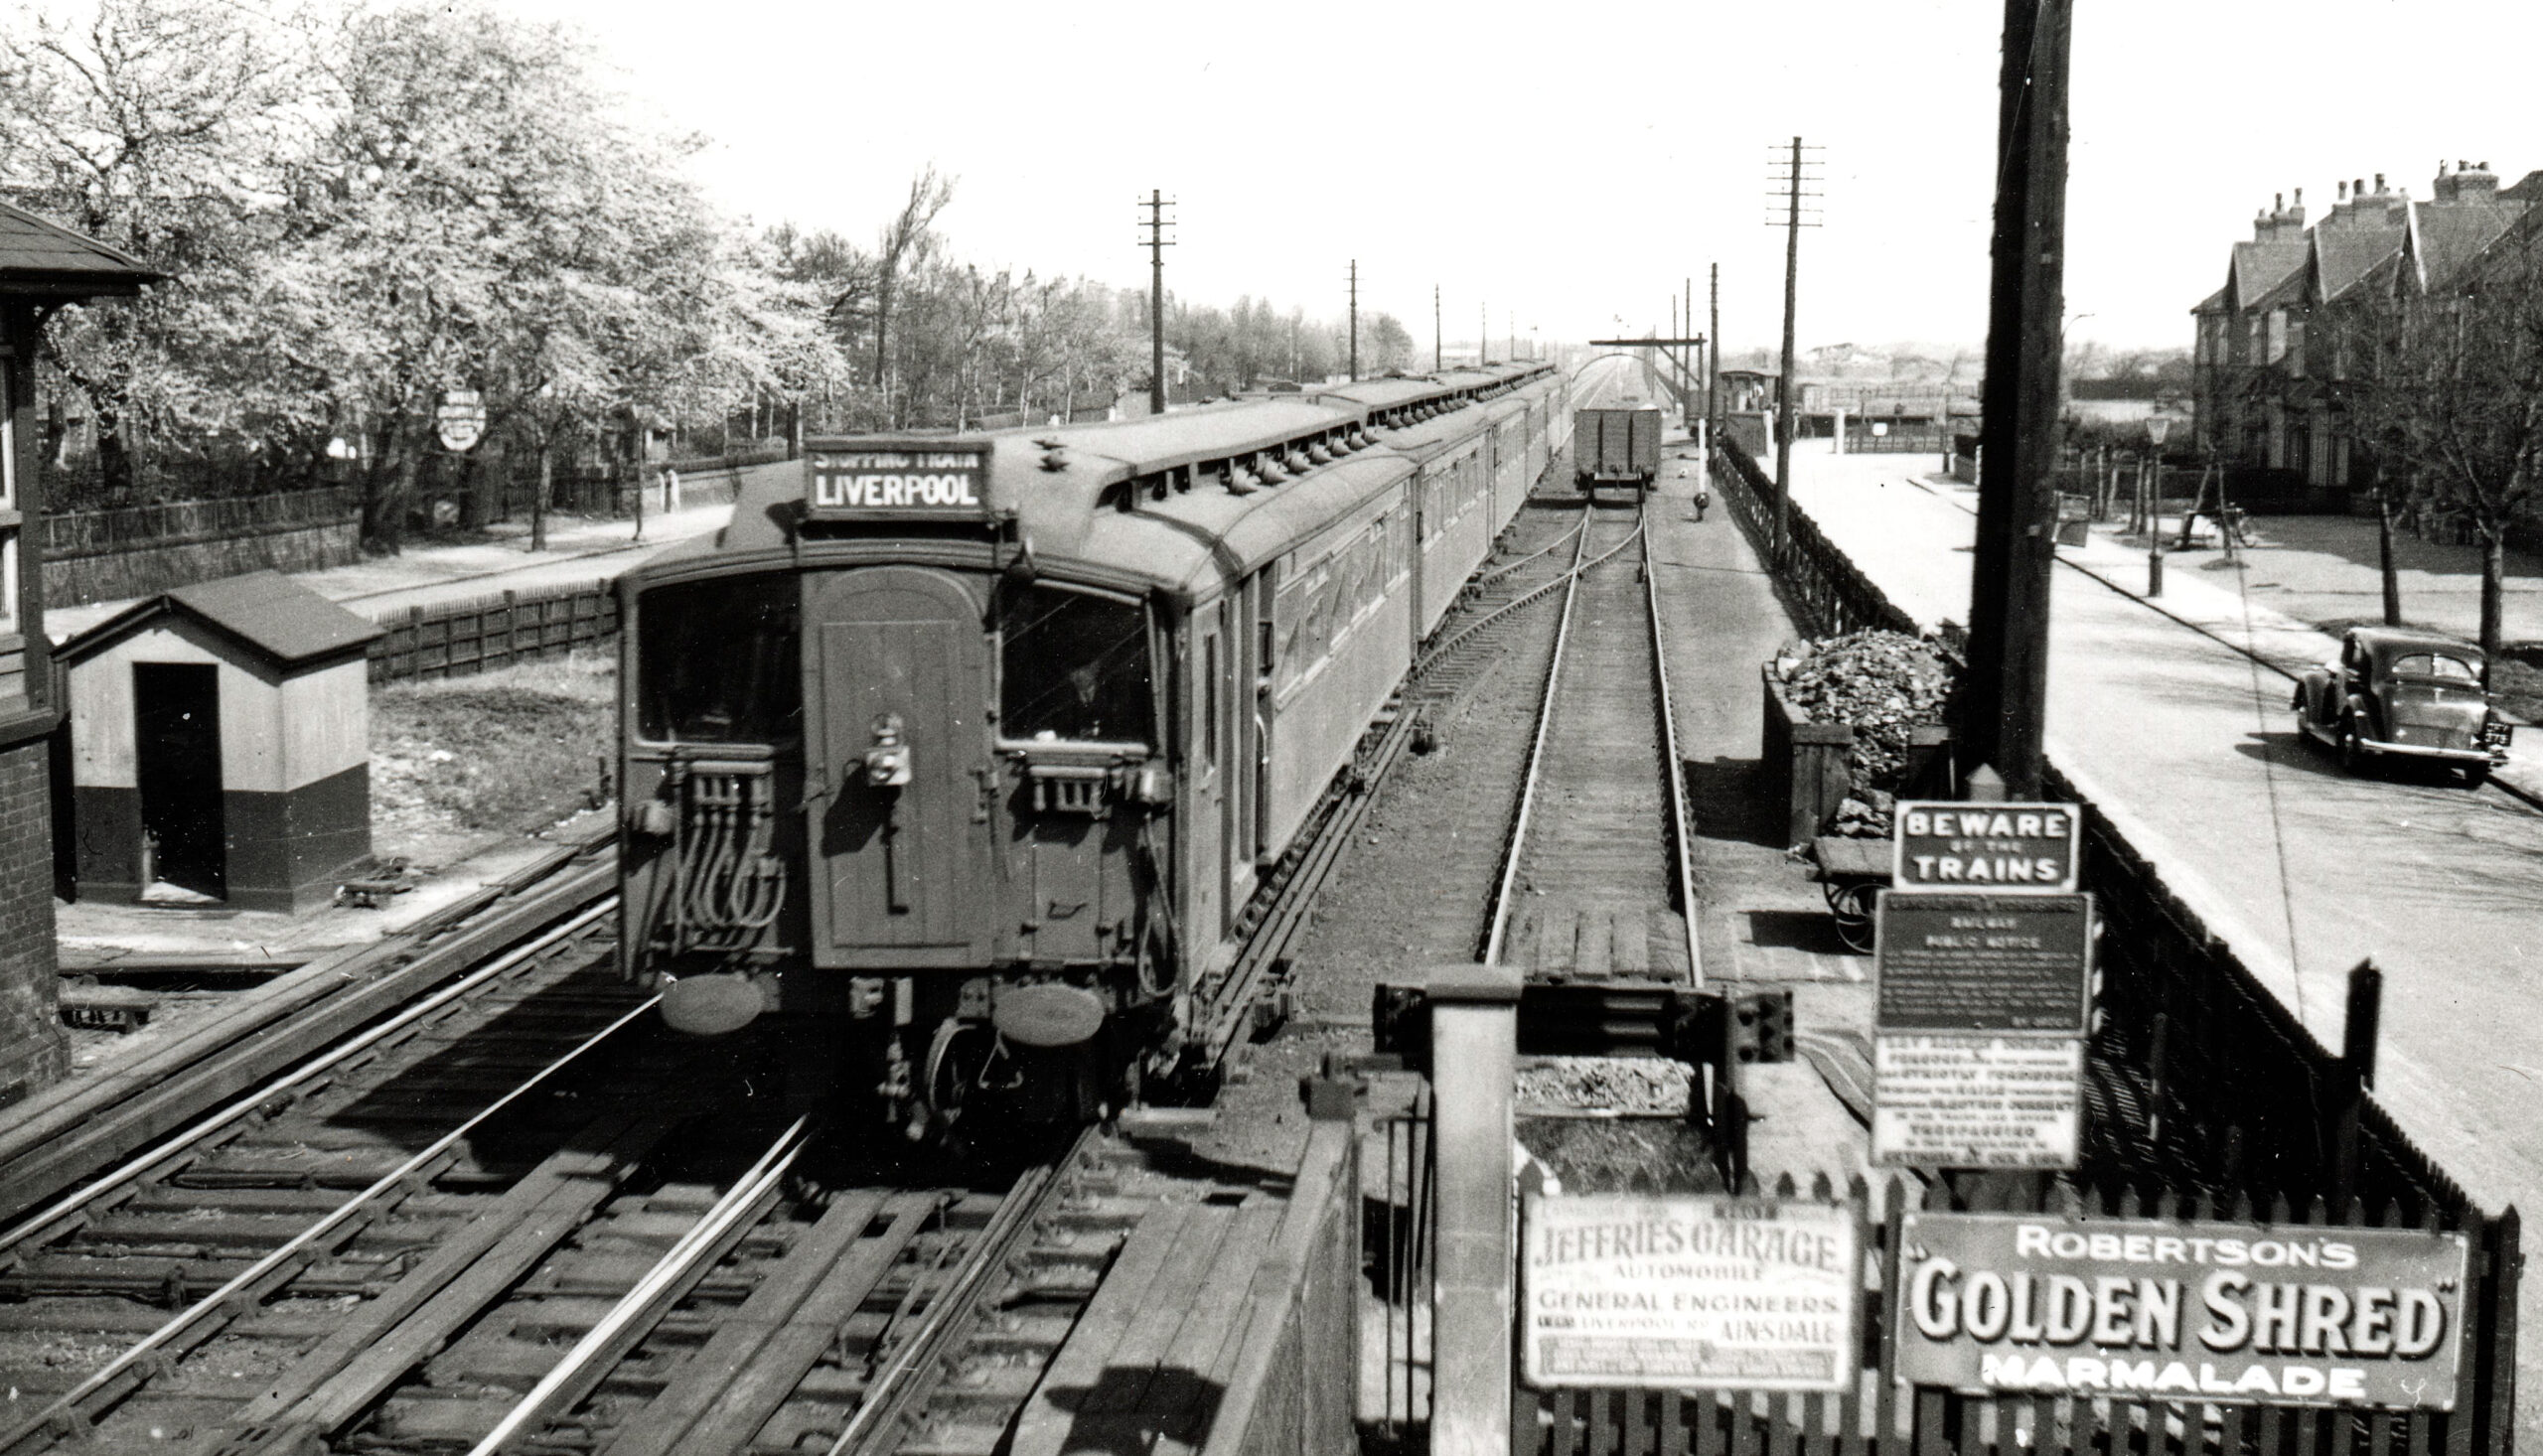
[1589,336,1707,402]
[1139,191,1175,415]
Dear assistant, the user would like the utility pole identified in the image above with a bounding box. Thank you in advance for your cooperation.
[1140,190,1174,415]
[1767,137,1821,560]
[1434,285,1442,371]
[1480,302,1488,364]
[1707,263,1720,448]
[1348,260,1359,379]
[1962,0,2073,800]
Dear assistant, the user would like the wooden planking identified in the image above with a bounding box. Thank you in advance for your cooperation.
[1011,1204,1216,1456]
[608,1193,937,1456]
[368,584,619,685]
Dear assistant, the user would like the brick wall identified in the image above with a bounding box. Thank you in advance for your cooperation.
[0,741,65,1105]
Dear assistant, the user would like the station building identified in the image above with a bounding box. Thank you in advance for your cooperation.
[0,203,159,1104]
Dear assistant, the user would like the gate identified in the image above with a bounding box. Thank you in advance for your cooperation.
[1371,1082,1436,1449]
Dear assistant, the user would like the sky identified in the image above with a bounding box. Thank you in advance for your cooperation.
[514,0,2543,359]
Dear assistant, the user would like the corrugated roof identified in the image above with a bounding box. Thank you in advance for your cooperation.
[59,569,382,671]
[0,200,160,289]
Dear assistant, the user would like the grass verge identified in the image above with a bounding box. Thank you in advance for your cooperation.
[370,649,616,867]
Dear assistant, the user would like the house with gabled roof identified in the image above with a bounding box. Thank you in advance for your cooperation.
[2191,164,2539,500]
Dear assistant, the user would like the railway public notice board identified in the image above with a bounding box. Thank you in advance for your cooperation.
[1873,893,2092,1033]
[1522,1194,1859,1391]
[1871,1035,2084,1168]
[1895,1212,2470,1408]
[1872,804,2094,1170]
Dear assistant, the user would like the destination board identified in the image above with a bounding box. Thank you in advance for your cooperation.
[804,438,992,518]
[1523,1193,1859,1392]
[1874,893,2092,1034]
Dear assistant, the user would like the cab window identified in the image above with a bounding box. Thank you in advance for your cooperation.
[1001,585,1153,745]
[2391,653,2479,684]
[637,575,802,742]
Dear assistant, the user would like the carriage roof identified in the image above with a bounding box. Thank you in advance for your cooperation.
[673,363,1555,603]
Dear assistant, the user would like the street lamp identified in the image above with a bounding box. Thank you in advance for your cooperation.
[2144,415,2170,597]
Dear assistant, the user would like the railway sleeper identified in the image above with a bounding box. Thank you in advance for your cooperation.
[898,1422,1017,1456]
[918,1357,1047,1414]
[516,1255,760,1303]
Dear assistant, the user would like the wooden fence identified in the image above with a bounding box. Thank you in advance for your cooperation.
[367,583,617,685]
[1516,1175,2518,1456]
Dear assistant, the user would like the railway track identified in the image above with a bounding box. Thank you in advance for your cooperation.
[1194,480,1598,1070]
[0,890,683,1453]
[0,470,1605,1456]
[1483,492,1701,986]
[0,990,1133,1456]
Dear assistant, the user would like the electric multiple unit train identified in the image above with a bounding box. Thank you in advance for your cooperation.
[616,364,1571,1135]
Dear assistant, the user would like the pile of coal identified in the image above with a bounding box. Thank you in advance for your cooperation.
[1775,628,1957,801]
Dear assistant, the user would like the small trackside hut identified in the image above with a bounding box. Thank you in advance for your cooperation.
[56,570,384,912]
[614,364,1567,1140]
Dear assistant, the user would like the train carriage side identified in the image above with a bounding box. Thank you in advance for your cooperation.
[1380,405,1501,642]
[1481,394,1530,533]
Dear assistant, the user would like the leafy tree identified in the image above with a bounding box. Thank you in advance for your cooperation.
[1365,312,1416,373]
[0,0,315,494]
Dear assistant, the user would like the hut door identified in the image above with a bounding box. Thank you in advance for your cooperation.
[133,662,224,898]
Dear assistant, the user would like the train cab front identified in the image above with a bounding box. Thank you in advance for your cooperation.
[616,437,1179,1143]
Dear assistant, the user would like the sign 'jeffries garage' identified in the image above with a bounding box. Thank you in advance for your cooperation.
[805,440,991,518]
[1897,1212,2468,1408]
[1524,1194,1859,1392]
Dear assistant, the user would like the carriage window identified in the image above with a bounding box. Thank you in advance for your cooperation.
[2391,653,2479,684]
[637,575,801,742]
[1002,585,1153,744]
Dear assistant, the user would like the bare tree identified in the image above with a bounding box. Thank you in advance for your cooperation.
[871,165,954,425]
[2345,220,2543,657]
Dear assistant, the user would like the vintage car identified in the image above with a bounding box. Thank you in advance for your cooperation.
[2294,626,2513,785]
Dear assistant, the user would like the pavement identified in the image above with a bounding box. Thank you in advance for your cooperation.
[44,464,773,641]
[1769,437,2543,1439]
[1835,454,2543,805]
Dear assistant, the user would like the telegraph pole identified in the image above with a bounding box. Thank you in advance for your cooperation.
[1140,190,1174,415]
[1962,0,2073,799]
[1768,137,1820,559]
[1480,303,1488,364]
[1347,260,1359,379]
[1707,263,1720,448]
[1434,285,1442,371]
